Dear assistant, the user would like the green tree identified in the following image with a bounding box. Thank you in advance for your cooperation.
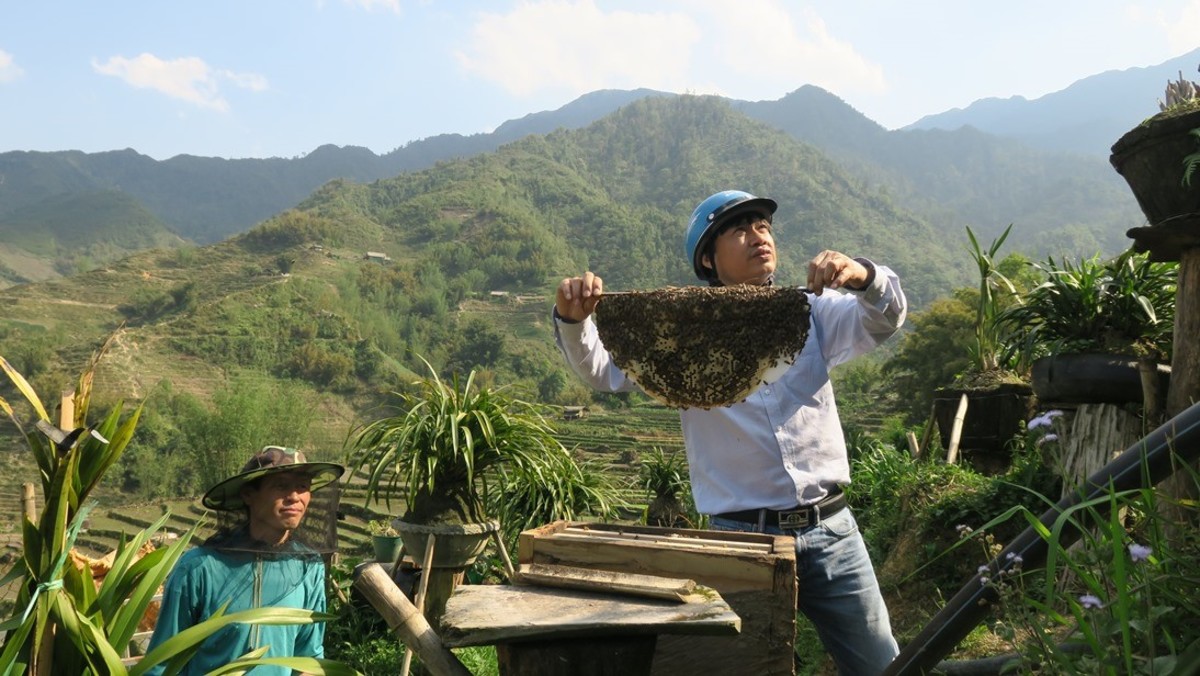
[176,374,316,492]
[883,294,975,423]
[450,319,507,371]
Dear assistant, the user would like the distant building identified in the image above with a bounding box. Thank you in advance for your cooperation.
[562,406,589,420]
[489,291,510,301]
[364,251,392,263]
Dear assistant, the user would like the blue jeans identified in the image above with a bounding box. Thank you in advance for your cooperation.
[709,508,899,675]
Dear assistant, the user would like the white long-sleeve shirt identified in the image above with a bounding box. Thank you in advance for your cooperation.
[553,264,907,514]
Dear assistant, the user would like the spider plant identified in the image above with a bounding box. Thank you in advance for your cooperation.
[999,249,1176,365]
[345,357,582,526]
[637,447,698,528]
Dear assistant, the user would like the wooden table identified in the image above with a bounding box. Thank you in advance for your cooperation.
[438,584,741,676]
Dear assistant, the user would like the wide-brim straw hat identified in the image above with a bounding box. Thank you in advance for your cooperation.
[202,445,345,511]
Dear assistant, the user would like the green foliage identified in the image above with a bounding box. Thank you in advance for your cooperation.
[964,224,1018,373]
[286,343,354,388]
[118,282,196,323]
[117,374,319,499]
[241,210,344,250]
[448,319,507,372]
[955,444,1200,673]
[488,454,627,548]
[1000,249,1177,363]
[365,519,398,537]
[345,359,583,524]
[847,424,1060,594]
[324,557,497,675]
[883,295,975,423]
[0,190,181,259]
[0,345,354,675]
[1185,128,1200,187]
[637,446,689,501]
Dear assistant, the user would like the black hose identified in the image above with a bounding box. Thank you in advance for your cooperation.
[884,400,1200,676]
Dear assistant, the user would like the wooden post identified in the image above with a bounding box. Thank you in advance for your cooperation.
[1162,248,1200,525]
[352,563,471,676]
[1167,248,1200,417]
[493,530,516,580]
[400,534,437,676]
[946,394,969,464]
[906,431,920,459]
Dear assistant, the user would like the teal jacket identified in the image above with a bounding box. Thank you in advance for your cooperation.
[144,537,327,675]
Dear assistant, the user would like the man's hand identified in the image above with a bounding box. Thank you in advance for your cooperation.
[807,251,869,295]
[555,272,604,322]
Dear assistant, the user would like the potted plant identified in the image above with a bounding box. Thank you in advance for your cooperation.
[1111,65,1200,261]
[932,225,1033,463]
[345,358,581,621]
[366,519,403,564]
[637,447,695,528]
[999,249,1176,406]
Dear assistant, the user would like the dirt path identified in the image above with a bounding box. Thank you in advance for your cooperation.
[39,298,118,310]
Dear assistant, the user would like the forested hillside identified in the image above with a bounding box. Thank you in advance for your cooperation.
[0,96,956,501]
[0,190,184,284]
[741,86,1142,256]
[0,77,1150,287]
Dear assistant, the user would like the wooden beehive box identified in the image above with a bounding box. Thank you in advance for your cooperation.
[518,520,797,676]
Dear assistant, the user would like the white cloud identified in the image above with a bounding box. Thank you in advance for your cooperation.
[0,49,25,83]
[222,70,269,92]
[343,0,403,13]
[1164,1,1200,58]
[453,0,883,103]
[700,1,886,99]
[92,53,268,111]
[455,0,701,98]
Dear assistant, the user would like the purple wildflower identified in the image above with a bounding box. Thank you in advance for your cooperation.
[1037,433,1059,445]
[1129,543,1152,563]
[1079,594,1103,610]
[1026,410,1064,430]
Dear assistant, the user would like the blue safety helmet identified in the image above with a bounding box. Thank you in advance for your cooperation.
[685,190,778,282]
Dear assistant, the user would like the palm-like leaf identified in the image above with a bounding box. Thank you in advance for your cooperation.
[999,250,1177,363]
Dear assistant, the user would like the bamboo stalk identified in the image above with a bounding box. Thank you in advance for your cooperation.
[353,562,470,676]
[946,394,969,464]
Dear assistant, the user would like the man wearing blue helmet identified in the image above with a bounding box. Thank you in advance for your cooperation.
[553,189,907,674]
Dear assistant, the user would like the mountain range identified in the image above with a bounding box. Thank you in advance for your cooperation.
[2,48,1194,292]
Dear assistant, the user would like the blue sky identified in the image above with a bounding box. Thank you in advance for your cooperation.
[2,0,1197,161]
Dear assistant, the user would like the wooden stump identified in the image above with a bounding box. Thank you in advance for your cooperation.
[1161,248,1200,527]
[1059,404,1143,499]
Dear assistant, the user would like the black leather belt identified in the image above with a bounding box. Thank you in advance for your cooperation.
[714,491,847,530]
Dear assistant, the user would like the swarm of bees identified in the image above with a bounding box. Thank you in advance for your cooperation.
[595,285,811,409]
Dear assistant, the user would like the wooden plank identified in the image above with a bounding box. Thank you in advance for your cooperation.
[555,530,773,554]
[515,521,796,676]
[439,584,740,648]
[515,563,696,602]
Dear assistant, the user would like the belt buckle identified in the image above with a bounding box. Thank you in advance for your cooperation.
[778,508,811,529]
